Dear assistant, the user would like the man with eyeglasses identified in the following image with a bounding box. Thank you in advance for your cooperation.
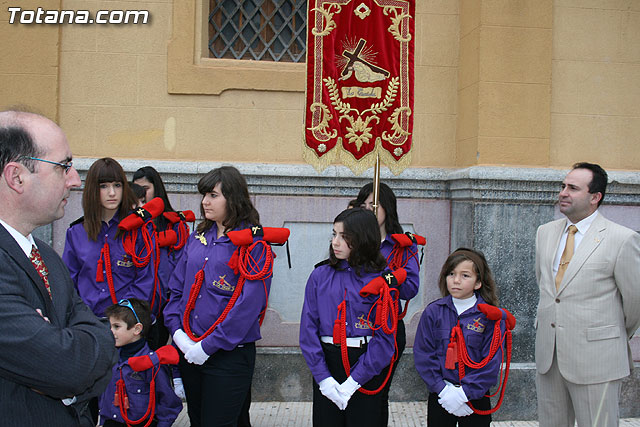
[0,109,116,427]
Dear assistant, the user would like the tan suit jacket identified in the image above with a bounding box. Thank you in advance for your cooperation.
[535,213,640,384]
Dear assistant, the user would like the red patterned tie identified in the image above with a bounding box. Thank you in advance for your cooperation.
[30,245,52,299]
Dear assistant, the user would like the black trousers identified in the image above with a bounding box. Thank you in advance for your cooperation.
[312,342,391,427]
[179,342,256,427]
[378,319,406,427]
[104,420,158,427]
[427,391,492,427]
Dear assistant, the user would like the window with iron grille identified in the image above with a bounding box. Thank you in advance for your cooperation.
[208,0,307,62]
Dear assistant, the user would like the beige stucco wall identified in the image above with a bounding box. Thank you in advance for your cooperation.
[1,1,639,171]
[0,0,61,121]
[551,0,640,170]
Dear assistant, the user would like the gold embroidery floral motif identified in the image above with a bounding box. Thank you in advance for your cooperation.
[307,103,338,141]
[311,4,342,36]
[324,76,399,151]
[383,6,412,42]
[382,106,412,145]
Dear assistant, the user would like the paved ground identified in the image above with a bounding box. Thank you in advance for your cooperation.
[172,402,640,426]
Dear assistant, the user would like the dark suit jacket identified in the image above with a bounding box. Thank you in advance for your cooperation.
[0,224,116,426]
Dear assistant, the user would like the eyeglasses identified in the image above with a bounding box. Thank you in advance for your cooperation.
[118,299,141,324]
[23,156,74,175]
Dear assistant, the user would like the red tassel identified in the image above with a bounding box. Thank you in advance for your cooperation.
[227,250,240,274]
[445,341,458,370]
[96,257,104,282]
[124,395,129,409]
[333,318,341,343]
[113,390,120,407]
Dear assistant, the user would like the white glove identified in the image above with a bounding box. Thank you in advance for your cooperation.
[337,376,360,407]
[318,377,348,410]
[438,383,468,414]
[451,402,474,417]
[173,329,196,354]
[184,341,209,365]
[173,377,186,400]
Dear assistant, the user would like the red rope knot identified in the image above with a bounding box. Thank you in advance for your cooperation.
[163,210,195,251]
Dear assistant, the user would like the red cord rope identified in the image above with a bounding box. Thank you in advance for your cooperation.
[385,245,419,320]
[173,221,190,251]
[182,240,273,342]
[448,317,513,415]
[334,286,399,395]
[122,224,161,316]
[96,240,118,305]
[115,367,158,427]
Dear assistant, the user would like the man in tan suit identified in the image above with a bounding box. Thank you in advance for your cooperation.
[535,162,640,427]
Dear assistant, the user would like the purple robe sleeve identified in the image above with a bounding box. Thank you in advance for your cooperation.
[299,270,332,383]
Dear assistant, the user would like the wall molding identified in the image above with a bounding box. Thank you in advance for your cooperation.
[73,158,640,205]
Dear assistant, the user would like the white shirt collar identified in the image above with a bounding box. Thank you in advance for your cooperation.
[564,209,598,235]
[0,218,36,258]
[452,294,477,315]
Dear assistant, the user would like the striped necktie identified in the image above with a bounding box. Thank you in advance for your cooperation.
[555,225,578,290]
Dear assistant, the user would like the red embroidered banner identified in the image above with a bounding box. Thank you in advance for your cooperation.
[304,0,415,175]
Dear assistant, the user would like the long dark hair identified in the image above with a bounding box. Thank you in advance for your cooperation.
[328,208,387,274]
[196,166,260,235]
[355,182,403,235]
[132,166,175,230]
[437,247,499,306]
[82,158,138,241]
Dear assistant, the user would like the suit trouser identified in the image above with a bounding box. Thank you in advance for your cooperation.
[536,351,621,427]
[312,342,390,427]
[179,342,255,427]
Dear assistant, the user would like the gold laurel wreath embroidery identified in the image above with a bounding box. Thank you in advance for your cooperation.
[362,77,399,115]
[311,5,342,36]
[383,6,412,42]
[324,77,399,151]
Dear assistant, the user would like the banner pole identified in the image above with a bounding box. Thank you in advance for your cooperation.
[373,153,381,218]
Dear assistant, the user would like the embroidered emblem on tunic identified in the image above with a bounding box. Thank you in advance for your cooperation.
[466,317,486,333]
[212,275,234,292]
[354,314,371,329]
[128,371,143,381]
[117,254,134,268]
[195,233,208,246]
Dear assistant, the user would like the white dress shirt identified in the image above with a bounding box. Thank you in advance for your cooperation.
[552,210,599,276]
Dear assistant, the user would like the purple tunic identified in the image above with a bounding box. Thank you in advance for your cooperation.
[62,215,158,318]
[163,223,271,356]
[98,341,182,427]
[413,294,506,400]
[299,261,396,386]
[380,234,420,301]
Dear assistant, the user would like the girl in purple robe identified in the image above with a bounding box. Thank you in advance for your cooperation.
[163,166,272,427]
[63,158,158,319]
[300,208,397,426]
[354,182,422,426]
